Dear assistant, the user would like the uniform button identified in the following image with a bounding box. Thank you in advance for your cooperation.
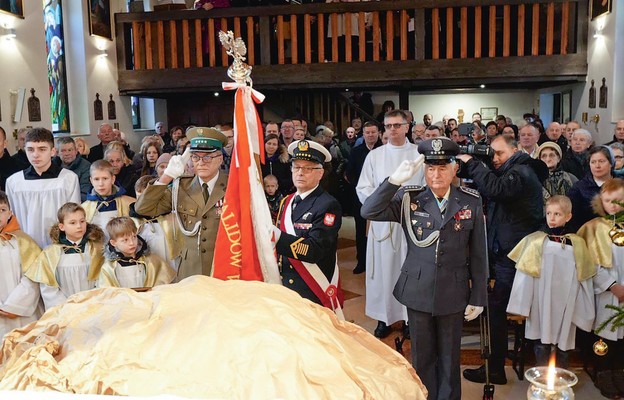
[289,265,293,269]
[203,215,207,219]
[202,226,207,230]
[202,238,206,242]
[440,239,445,243]
[201,249,206,253]
[288,279,294,284]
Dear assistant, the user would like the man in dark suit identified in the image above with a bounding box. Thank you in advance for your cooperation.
[361,138,488,400]
[273,139,344,316]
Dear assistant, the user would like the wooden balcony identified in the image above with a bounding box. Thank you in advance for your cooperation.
[115,0,588,96]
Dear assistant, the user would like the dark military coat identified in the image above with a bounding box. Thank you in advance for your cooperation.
[275,186,342,307]
[361,178,488,316]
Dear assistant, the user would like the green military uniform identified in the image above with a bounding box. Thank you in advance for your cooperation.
[134,127,228,281]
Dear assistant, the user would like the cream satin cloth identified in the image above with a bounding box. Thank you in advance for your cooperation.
[0,276,426,399]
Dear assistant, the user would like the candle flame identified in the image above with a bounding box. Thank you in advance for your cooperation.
[547,352,556,390]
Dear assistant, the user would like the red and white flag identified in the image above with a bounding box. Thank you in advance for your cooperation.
[212,83,281,283]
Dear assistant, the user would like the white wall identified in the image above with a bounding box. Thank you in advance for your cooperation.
[369,90,537,126]
[575,2,621,144]
[0,0,132,152]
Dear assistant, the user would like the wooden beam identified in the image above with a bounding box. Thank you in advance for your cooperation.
[195,19,203,68]
[488,5,496,57]
[400,10,408,60]
[182,20,190,68]
[317,13,325,63]
[157,21,165,69]
[118,54,588,94]
[359,11,366,62]
[132,21,143,70]
[532,4,539,55]
[386,10,394,61]
[331,13,339,62]
[460,7,467,59]
[546,2,554,55]
[304,14,312,64]
[560,2,569,54]
[277,15,285,65]
[290,15,298,64]
[247,16,255,65]
[208,19,216,67]
[503,5,510,57]
[373,12,380,61]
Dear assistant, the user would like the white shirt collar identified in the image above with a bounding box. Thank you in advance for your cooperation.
[296,185,318,201]
[198,172,220,194]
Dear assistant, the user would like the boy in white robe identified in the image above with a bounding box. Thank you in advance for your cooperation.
[507,195,596,368]
[82,160,135,238]
[0,191,43,338]
[5,128,81,247]
[578,178,624,398]
[26,203,105,311]
[130,176,182,273]
[98,217,175,289]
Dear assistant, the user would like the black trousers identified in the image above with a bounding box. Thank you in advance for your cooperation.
[408,308,464,400]
[488,256,516,373]
[353,197,367,268]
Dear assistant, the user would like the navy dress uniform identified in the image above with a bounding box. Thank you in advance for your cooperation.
[135,127,228,281]
[361,138,488,400]
[274,140,344,315]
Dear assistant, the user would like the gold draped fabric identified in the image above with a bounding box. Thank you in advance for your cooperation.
[508,231,597,281]
[577,217,614,268]
[136,214,183,261]
[0,276,426,399]
[5,231,41,275]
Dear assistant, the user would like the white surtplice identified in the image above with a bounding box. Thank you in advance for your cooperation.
[6,169,81,248]
[0,237,43,338]
[507,240,595,350]
[356,140,424,325]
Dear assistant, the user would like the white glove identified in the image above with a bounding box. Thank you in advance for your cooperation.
[163,147,192,180]
[464,305,484,321]
[388,155,425,186]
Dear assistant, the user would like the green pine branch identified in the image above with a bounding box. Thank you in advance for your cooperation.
[595,304,624,334]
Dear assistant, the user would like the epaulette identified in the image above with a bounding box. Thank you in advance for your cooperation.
[459,186,480,198]
[403,185,425,192]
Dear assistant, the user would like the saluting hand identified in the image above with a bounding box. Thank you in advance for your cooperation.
[389,155,425,186]
[163,147,191,181]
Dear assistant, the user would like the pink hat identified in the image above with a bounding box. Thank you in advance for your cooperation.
[156,153,172,168]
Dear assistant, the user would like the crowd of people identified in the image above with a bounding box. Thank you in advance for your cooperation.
[1,110,624,399]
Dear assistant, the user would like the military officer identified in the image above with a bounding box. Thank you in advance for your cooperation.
[361,138,488,400]
[273,140,344,316]
[134,127,228,281]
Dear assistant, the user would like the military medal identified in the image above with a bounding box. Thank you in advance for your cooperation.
[410,203,418,211]
[416,226,423,239]
[454,221,462,231]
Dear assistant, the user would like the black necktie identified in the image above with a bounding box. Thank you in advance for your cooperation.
[292,195,302,210]
[202,183,210,203]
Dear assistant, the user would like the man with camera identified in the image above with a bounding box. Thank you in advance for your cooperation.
[458,134,546,385]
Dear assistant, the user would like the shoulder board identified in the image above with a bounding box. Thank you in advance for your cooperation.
[403,185,425,192]
[459,186,480,198]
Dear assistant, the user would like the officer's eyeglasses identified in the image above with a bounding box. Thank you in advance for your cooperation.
[384,123,408,130]
[191,154,222,163]
[291,165,323,173]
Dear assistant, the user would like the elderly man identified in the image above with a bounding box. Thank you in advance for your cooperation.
[55,137,92,201]
[459,135,546,385]
[564,120,581,145]
[104,146,139,198]
[362,138,487,400]
[561,128,593,179]
[411,123,426,144]
[273,140,343,314]
[518,123,540,158]
[135,127,228,280]
[540,122,568,153]
[88,123,132,162]
[424,124,442,140]
[357,110,425,338]
[604,119,624,146]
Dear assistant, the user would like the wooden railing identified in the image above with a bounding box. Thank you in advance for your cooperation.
[116,0,583,73]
